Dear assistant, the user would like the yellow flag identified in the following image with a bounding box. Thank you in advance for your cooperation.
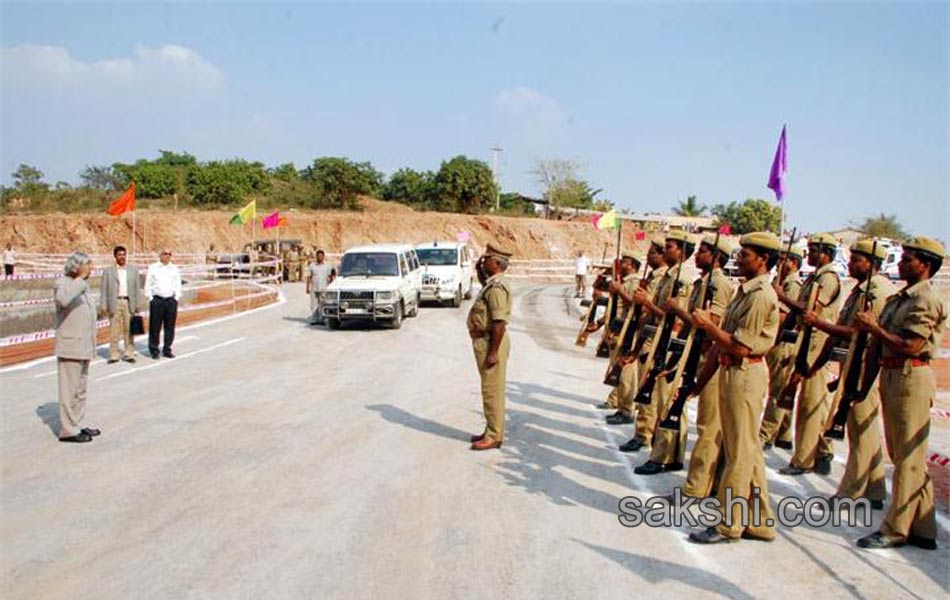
[229,200,257,225]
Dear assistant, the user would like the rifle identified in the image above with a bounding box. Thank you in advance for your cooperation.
[634,258,686,405]
[660,232,721,430]
[575,274,608,346]
[824,239,877,440]
[603,259,651,385]
[596,228,624,358]
[776,273,822,410]
[773,228,798,344]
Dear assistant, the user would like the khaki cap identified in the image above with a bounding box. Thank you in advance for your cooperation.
[701,234,736,256]
[621,252,643,265]
[666,230,694,245]
[903,236,945,259]
[808,232,838,247]
[783,245,805,262]
[739,231,782,252]
[850,238,887,260]
[650,235,666,250]
[484,242,514,259]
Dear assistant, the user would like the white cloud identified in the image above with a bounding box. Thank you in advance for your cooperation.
[1,43,223,94]
[494,86,568,128]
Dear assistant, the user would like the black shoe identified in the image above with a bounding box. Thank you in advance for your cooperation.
[162,351,175,359]
[857,531,906,549]
[619,438,646,453]
[776,440,793,450]
[123,356,136,363]
[59,433,93,443]
[107,358,119,364]
[634,460,681,475]
[606,412,634,425]
[870,499,884,510]
[740,531,775,542]
[595,401,613,410]
[762,442,773,451]
[689,527,738,545]
[150,352,160,360]
[81,427,101,437]
[779,464,808,476]
[907,534,938,550]
[815,454,833,475]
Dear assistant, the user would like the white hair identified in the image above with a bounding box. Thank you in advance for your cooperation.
[63,252,91,276]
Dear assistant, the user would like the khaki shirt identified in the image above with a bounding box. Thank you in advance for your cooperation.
[779,274,803,313]
[878,279,947,360]
[798,263,842,358]
[722,273,780,357]
[467,274,511,335]
[838,274,893,327]
[620,272,641,317]
[688,268,735,318]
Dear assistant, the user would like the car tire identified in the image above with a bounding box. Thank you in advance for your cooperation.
[390,302,403,329]
[327,318,340,330]
[452,285,462,308]
[408,293,420,317]
[463,280,474,300]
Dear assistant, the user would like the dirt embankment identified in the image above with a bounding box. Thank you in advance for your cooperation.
[0,198,657,260]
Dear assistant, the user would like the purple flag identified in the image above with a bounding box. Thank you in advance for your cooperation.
[767,125,787,202]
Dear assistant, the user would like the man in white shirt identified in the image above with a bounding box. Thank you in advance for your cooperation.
[574,250,591,298]
[306,250,335,325]
[3,243,16,278]
[145,249,182,359]
[99,245,141,363]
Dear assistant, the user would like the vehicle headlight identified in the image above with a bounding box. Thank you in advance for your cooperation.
[376,291,394,301]
[326,291,339,304]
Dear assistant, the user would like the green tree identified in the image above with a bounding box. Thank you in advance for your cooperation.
[673,195,707,216]
[432,155,498,213]
[112,160,179,198]
[270,162,299,182]
[155,150,198,167]
[12,164,47,193]
[859,213,908,240]
[79,165,121,191]
[302,157,383,209]
[712,198,781,234]
[497,192,537,216]
[530,158,599,210]
[185,160,270,206]
[382,168,436,208]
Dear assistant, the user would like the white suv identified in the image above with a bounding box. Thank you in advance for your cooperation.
[322,244,422,329]
[415,242,475,307]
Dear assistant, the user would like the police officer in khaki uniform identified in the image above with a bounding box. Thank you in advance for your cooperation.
[599,252,643,414]
[661,234,736,496]
[803,239,892,508]
[689,232,781,544]
[777,232,842,476]
[468,243,514,451]
[760,245,804,449]
[634,230,694,475]
[614,238,668,452]
[855,237,946,550]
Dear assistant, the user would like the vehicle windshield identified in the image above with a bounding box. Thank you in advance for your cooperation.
[339,252,400,277]
[416,248,458,266]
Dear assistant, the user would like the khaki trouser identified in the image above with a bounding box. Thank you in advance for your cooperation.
[608,360,638,412]
[791,363,835,469]
[759,344,795,444]
[715,361,775,540]
[623,354,656,445]
[58,358,89,437]
[879,365,937,540]
[649,374,686,465]
[836,381,887,501]
[108,298,135,360]
[473,335,511,442]
[683,365,723,498]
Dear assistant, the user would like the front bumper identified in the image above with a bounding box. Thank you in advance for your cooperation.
[420,284,457,301]
[323,300,397,320]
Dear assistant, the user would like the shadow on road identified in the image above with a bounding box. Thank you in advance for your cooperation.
[366,404,471,442]
[35,402,59,437]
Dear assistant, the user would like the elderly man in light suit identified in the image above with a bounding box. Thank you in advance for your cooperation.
[55,252,101,443]
[99,245,140,363]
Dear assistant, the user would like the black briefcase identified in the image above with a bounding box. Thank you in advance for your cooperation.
[130,315,145,336]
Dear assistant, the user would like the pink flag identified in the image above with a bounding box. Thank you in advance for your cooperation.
[262,210,281,229]
[718,223,732,234]
[767,125,787,202]
[456,231,470,242]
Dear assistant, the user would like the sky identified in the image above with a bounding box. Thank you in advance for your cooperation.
[1,1,947,240]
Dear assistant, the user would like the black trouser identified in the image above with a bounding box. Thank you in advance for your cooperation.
[3,264,13,276]
[148,296,178,354]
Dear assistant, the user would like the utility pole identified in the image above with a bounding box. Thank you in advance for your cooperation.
[490,144,502,211]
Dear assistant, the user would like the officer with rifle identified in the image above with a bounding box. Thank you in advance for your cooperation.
[598,253,645,416]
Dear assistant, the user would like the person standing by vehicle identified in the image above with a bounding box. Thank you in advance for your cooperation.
[306,250,335,325]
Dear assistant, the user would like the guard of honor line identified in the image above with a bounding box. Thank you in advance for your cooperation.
[467,231,946,551]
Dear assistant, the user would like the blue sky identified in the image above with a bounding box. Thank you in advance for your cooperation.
[2,2,947,240]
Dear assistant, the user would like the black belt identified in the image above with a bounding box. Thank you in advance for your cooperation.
[118,296,129,299]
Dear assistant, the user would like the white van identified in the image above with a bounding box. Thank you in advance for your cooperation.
[415,242,475,307]
[322,244,422,329]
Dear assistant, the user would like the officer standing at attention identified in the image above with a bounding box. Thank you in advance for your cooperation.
[777,232,842,476]
[854,237,946,551]
[599,252,643,415]
[468,243,514,451]
[760,245,804,450]
[802,239,893,509]
[689,232,781,544]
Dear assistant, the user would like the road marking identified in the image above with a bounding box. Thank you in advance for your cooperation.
[30,336,200,379]
[94,337,246,382]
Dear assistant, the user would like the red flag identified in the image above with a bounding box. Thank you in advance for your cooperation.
[107,182,136,216]
[718,223,731,234]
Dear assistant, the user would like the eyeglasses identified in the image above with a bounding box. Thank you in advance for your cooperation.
[161,252,171,256]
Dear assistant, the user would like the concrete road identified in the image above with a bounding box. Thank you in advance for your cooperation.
[1,283,947,599]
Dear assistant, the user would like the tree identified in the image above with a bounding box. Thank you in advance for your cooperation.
[185,160,270,206]
[432,156,498,213]
[80,165,121,191]
[712,198,781,234]
[859,213,908,240]
[673,195,707,216]
[302,157,383,209]
[270,163,299,182]
[382,168,436,208]
[530,158,599,210]
[12,164,44,188]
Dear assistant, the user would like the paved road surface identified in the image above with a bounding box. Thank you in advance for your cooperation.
[1,283,947,599]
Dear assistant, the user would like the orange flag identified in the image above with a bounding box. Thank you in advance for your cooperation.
[107,182,136,216]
